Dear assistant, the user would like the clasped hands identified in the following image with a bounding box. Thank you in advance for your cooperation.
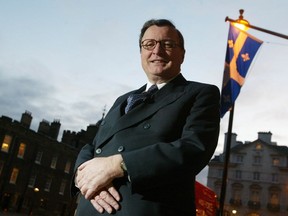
[75,154,124,214]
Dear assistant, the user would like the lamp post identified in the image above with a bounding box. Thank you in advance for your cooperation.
[29,187,39,215]
[218,9,288,216]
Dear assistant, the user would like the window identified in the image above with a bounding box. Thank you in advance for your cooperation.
[231,183,243,206]
[28,174,36,188]
[255,143,262,150]
[218,169,223,178]
[17,143,26,158]
[232,189,242,204]
[44,177,52,192]
[50,156,58,169]
[248,184,261,209]
[59,180,67,195]
[9,168,19,184]
[253,172,260,181]
[272,173,278,183]
[251,190,260,202]
[272,158,280,166]
[35,151,43,164]
[236,155,243,163]
[1,135,12,153]
[235,170,242,179]
[253,156,262,164]
[64,161,71,174]
[269,192,279,205]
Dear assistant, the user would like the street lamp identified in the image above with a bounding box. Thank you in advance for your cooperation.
[29,187,40,215]
[229,9,249,31]
[225,9,288,40]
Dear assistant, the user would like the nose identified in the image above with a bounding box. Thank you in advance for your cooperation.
[152,42,164,54]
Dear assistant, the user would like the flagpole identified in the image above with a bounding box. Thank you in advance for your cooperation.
[218,14,263,214]
[218,103,235,216]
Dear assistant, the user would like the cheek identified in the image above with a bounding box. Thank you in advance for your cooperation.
[141,55,149,72]
[141,52,150,66]
[171,53,184,65]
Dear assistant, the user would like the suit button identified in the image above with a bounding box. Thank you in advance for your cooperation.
[95,148,102,154]
[117,146,125,152]
[143,123,151,129]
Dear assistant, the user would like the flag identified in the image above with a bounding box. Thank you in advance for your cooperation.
[220,24,263,118]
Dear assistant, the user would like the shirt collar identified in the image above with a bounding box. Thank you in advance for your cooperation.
[146,82,166,91]
[145,74,180,91]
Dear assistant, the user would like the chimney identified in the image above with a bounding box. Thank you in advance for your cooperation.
[49,119,61,140]
[258,131,273,144]
[20,111,32,128]
[38,119,50,135]
[223,132,238,153]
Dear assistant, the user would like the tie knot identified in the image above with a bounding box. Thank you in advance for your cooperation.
[124,84,158,113]
[147,84,158,94]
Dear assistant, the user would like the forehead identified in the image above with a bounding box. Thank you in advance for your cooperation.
[142,25,179,41]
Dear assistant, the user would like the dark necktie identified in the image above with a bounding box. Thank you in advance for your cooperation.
[125,84,158,113]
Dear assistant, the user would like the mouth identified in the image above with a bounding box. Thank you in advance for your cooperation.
[151,59,169,63]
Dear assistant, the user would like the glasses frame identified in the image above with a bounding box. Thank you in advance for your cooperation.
[141,39,181,51]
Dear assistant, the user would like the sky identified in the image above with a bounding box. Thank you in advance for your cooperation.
[1,0,288,185]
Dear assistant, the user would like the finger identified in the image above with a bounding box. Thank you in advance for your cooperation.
[107,186,121,201]
[90,199,104,214]
[78,163,86,171]
[99,190,120,210]
[94,195,113,214]
[84,187,97,200]
[79,183,95,199]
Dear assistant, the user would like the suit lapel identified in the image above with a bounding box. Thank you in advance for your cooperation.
[94,85,146,146]
[95,74,187,147]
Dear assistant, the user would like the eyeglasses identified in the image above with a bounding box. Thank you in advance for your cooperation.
[141,39,181,51]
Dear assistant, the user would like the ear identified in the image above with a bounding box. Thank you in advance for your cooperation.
[180,49,186,63]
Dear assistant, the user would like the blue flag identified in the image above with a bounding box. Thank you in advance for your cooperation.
[220,24,263,118]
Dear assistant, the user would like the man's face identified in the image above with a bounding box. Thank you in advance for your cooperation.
[140,25,185,83]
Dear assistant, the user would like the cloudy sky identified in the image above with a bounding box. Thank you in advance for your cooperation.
[1,0,288,184]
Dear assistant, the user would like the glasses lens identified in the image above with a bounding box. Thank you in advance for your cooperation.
[142,39,156,50]
[141,39,179,50]
[162,40,176,49]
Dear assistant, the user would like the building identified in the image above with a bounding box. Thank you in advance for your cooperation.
[0,111,100,215]
[207,132,288,216]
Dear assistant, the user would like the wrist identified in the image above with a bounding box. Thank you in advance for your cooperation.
[110,154,125,178]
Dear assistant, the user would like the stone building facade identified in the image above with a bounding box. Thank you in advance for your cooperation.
[0,111,100,215]
[207,132,288,216]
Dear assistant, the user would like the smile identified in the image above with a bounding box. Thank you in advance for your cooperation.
[151,60,168,63]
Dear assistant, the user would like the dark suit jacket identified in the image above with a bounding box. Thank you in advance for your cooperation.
[72,74,220,216]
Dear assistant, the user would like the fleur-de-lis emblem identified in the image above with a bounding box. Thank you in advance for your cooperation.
[241,53,250,62]
[228,40,234,48]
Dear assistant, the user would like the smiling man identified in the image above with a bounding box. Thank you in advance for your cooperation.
[72,19,220,216]
[140,22,185,83]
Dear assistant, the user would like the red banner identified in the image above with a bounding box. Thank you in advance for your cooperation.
[195,181,218,216]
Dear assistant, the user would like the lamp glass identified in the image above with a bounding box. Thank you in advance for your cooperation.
[233,19,249,31]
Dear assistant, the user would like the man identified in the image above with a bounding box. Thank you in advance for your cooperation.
[72,19,220,216]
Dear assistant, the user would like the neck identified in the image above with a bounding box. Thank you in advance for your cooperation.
[148,73,180,84]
